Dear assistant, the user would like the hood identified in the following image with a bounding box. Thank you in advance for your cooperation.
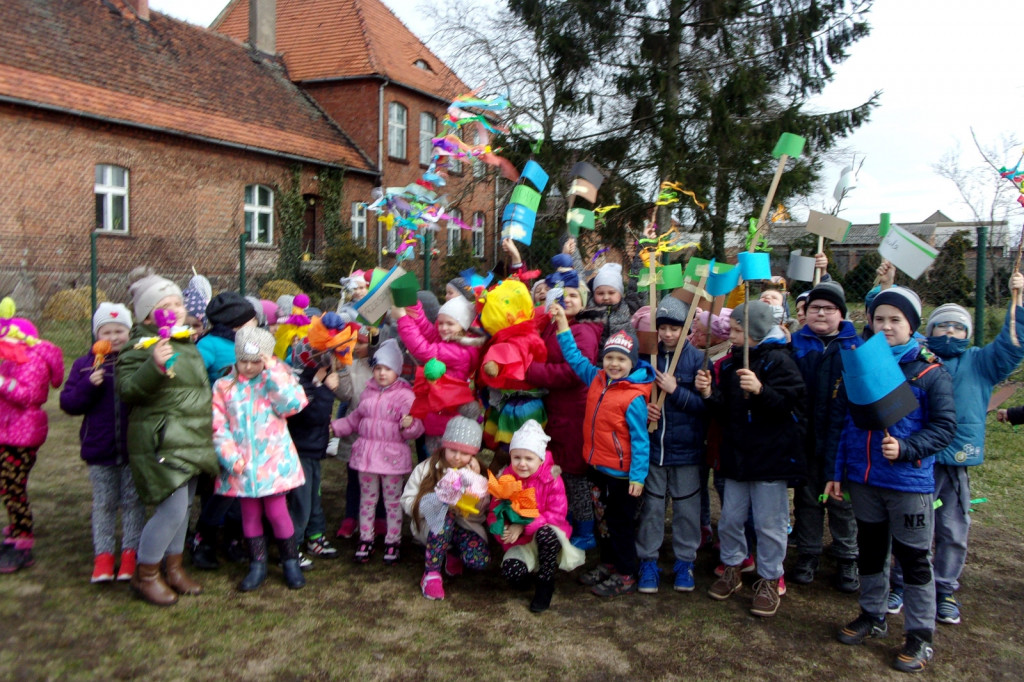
[613,359,655,385]
[508,452,557,487]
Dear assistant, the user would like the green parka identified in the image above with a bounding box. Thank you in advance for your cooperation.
[116,324,218,505]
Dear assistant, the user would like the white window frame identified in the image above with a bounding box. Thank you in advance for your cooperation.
[244,184,274,245]
[351,202,366,246]
[472,211,486,258]
[419,112,436,166]
[472,129,485,179]
[447,208,462,256]
[94,164,129,233]
[388,102,407,159]
[449,129,463,175]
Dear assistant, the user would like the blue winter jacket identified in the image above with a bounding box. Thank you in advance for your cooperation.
[196,331,236,388]
[835,343,957,493]
[928,305,1024,467]
[648,341,706,467]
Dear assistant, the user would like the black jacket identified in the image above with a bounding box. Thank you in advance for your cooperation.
[287,366,337,460]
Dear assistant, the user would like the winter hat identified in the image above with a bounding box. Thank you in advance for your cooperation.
[275,295,295,323]
[182,274,212,322]
[129,270,183,323]
[446,277,475,302]
[656,296,690,327]
[206,291,257,329]
[441,416,483,455]
[531,280,548,300]
[260,300,278,325]
[245,295,266,326]
[870,287,922,331]
[437,296,475,332]
[733,301,775,342]
[417,290,441,323]
[927,303,972,338]
[602,329,639,368]
[631,306,651,333]
[371,338,404,374]
[592,262,624,295]
[806,281,848,318]
[695,308,732,339]
[234,326,275,362]
[551,253,574,271]
[509,419,550,461]
[92,302,132,336]
[795,291,811,307]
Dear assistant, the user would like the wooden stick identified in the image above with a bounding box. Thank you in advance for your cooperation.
[749,155,789,253]
[813,235,824,286]
[1010,223,1024,346]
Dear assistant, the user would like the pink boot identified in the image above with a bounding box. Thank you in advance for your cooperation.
[444,552,464,577]
[421,571,444,600]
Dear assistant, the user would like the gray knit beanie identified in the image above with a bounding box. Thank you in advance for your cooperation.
[655,296,690,327]
[129,271,183,323]
[733,301,775,341]
[926,303,972,338]
[441,416,483,455]
[235,326,275,362]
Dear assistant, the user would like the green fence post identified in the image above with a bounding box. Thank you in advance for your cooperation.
[975,224,988,345]
[90,231,98,339]
[239,231,250,295]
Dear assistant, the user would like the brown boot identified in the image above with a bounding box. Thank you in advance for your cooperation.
[163,554,203,595]
[708,565,742,600]
[750,577,781,617]
[131,562,178,606]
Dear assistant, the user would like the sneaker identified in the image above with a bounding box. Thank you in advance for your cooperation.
[591,573,638,597]
[382,543,400,565]
[306,535,339,558]
[700,525,714,550]
[336,518,357,539]
[298,552,314,571]
[789,553,819,585]
[637,560,660,594]
[444,552,464,577]
[354,540,374,563]
[835,559,860,593]
[936,593,961,625]
[892,632,934,673]
[116,549,136,582]
[887,588,904,614]
[750,578,782,617]
[0,546,34,573]
[673,560,695,592]
[421,570,445,600]
[708,565,742,600]
[91,552,115,583]
[837,612,888,645]
[579,563,614,586]
[777,575,787,597]
[714,554,755,578]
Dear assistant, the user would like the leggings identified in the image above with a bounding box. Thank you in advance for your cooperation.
[240,494,294,540]
[424,512,489,572]
[88,464,144,555]
[357,472,403,544]
[0,445,37,539]
[137,478,198,565]
[500,526,560,582]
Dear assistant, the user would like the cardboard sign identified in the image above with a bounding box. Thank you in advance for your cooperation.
[787,250,816,282]
[520,160,549,192]
[878,222,938,280]
[354,265,406,325]
[806,210,851,242]
[570,162,605,190]
[568,178,598,203]
[501,203,537,245]
[638,263,683,292]
[772,132,806,159]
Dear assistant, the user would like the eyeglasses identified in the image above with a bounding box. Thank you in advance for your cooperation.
[934,321,967,331]
[807,305,840,315]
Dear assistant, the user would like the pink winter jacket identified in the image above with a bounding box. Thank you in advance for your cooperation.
[488,454,572,551]
[0,340,64,448]
[396,302,482,381]
[332,377,425,475]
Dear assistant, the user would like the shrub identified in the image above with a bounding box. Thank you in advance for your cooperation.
[259,279,302,302]
[43,288,107,321]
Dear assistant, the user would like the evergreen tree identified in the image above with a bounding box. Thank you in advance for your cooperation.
[919,230,974,307]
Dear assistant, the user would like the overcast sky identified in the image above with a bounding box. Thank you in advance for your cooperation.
[152,0,1024,226]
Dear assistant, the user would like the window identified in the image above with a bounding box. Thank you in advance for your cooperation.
[472,211,486,258]
[388,102,407,159]
[447,208,462,255]
[472,129,485,179]
[244,184,274,245]
[419,112,437,166]
[94,164,129,232]
[351,202,366,246]
[384,219,401,254]
[449,129,463,175]
[413,59,432,71]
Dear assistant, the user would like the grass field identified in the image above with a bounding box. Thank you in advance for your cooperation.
[2,364,1024,680]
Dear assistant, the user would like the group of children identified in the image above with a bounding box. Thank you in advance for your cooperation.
[2,245,1022,675]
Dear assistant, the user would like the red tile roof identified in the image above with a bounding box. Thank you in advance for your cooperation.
[213,0,468,101]
[0,0,375,172]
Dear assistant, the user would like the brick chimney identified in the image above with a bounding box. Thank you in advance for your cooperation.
[125,0,149,21]
[249,0,276,55]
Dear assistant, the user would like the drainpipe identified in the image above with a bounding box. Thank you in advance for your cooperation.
[377,78,388,267]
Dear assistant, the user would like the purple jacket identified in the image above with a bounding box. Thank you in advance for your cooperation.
[60,352,128,466]
[332,377,424,475]
[0,339,64,448]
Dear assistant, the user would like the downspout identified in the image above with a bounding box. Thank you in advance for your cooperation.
[377,78,388,266]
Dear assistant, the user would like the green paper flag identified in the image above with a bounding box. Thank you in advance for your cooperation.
[656,263,683,290]
[879,212,891,237]
[772,132,806,159]
[682,257,732,282]
[566,208,595,230]
[510,185,541,212]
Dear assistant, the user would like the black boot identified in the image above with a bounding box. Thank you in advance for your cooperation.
[238,537,268,592]
[530,578,555,613]
[835,559,860,594]
[189,525,220,570]
[277,537,306,590]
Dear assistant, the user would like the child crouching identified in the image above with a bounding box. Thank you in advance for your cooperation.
[489,420,584,612]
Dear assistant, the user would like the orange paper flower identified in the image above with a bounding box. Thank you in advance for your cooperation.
[91,339,112,370]
[486,471,539,518]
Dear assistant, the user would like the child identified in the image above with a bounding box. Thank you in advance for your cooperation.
[551,302,654,597]
[60,303,145,583]
[402,416,490,601]
[695,300,806,618]
[331,339,424,564]
[488,420,585,612]
[576,262,638,345]
[394,294,482,453]
[0,301,64,573]
[117,268,219,605]
[827,287,957,672]
[212,327,309,591]
[637,296,707,593]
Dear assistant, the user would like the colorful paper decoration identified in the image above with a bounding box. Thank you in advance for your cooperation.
[354,265,406,325]
[638,263,684,291]
[568,178,597,202]
[806,210,852,242]
[570,162,605,190]
[509,185,541,212]
[706,262,741,296]
[737,251,772,281]
[840,332,920,431]
[566,207,595,230]
[877,215,938,279]
[520,160,549,192]
[772,133,807,159]
[389,272,420,307]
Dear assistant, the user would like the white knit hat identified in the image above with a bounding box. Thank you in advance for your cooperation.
[592,262,624,295]
[437,296,475,332]
[509,419,550,461]
[129,274,182,323]
[92,302,132,335]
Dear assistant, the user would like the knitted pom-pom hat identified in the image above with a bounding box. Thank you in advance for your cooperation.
[441,416,483,455]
